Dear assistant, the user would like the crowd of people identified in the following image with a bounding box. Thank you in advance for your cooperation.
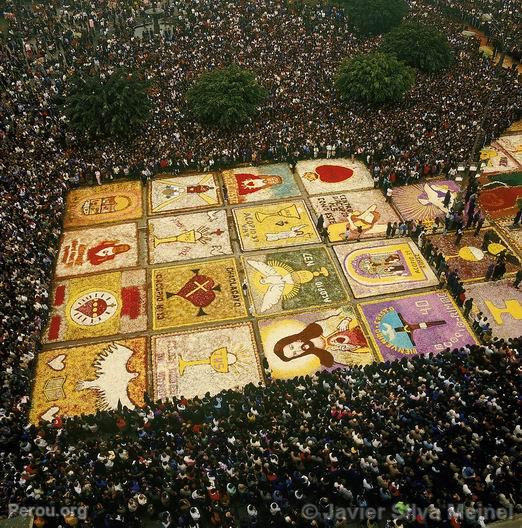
[2,342,521,527]
[1,0,521,526]
[2,0,521,182]
[429,0,521,59]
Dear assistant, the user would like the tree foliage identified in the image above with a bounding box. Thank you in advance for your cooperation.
[381,21,454,72]
[342,0,409,36]
[186,65,266,129]
[63,71,151,139]
[335,52,415,105]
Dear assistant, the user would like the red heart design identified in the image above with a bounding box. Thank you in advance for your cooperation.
[176,275,216,308]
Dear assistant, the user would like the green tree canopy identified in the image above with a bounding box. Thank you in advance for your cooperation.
[186,65,266,129]
[335,52,415,105]
[342,0,409,36]
[63,71,151,139]
[381,21,454,72]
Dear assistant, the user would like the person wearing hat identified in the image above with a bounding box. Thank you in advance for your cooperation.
[137,493,148,507]
[247,504,258,520]
[127,498,138,513]
[226,482,237,498]
[208,487,220,502]
[179,498,191,511]
[390,518,404,528]
[238,483,248,497]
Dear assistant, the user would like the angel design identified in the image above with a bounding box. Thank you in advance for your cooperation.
[76,343,139,410]
[247,259,328,312]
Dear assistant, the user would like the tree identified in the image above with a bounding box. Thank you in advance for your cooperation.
[186,65,266,129]
[341,0,409,36]
[381,21,454,72]
[63,71,151,139]
[335,52,415,105]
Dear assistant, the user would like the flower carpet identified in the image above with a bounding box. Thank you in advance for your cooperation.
[333,238,438,298]
[56,222,139,277]
[358,291,477,361]
[427,228,519,282]
[392,179,460,223]
[464,280,522,340]
[258,305,374,379]
[31,159,522,422]
[233,199,320,251]
[30,337,147,423]
[63,181,143,228]
[295,158,373,195]
[309,189,400,242]
[222,163,300,204]
[148,209,232,264]
[152,323,262,400]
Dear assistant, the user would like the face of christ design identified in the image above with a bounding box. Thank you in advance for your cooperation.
[87,241,131,265]
[273,320,367,368]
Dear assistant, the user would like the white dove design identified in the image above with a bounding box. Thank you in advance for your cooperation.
[246,260,294,312]
[418,183,454,213]
[76,343,139,410]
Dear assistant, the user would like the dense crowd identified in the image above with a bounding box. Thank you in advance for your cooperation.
[1,0,521,526]
[429,0,521,58]
[2,342,521,527]
[2,0,521,181]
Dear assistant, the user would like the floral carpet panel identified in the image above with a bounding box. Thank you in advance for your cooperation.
[63,181,143,228]
[333,238,438,298]
[464,280,522,340]
[30,337,147,424]
[149,173,222,214]
[295,158,373,195]
[258,305,374,379]
[44,269,147,344]
[148,210,232,264]
[151,323,262,400]
[233,199,320,252]
[309,189,400,242]
[222,163,300,204]
[392,179,460,223]
[358,291,477,361]
[427,228,519,282]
